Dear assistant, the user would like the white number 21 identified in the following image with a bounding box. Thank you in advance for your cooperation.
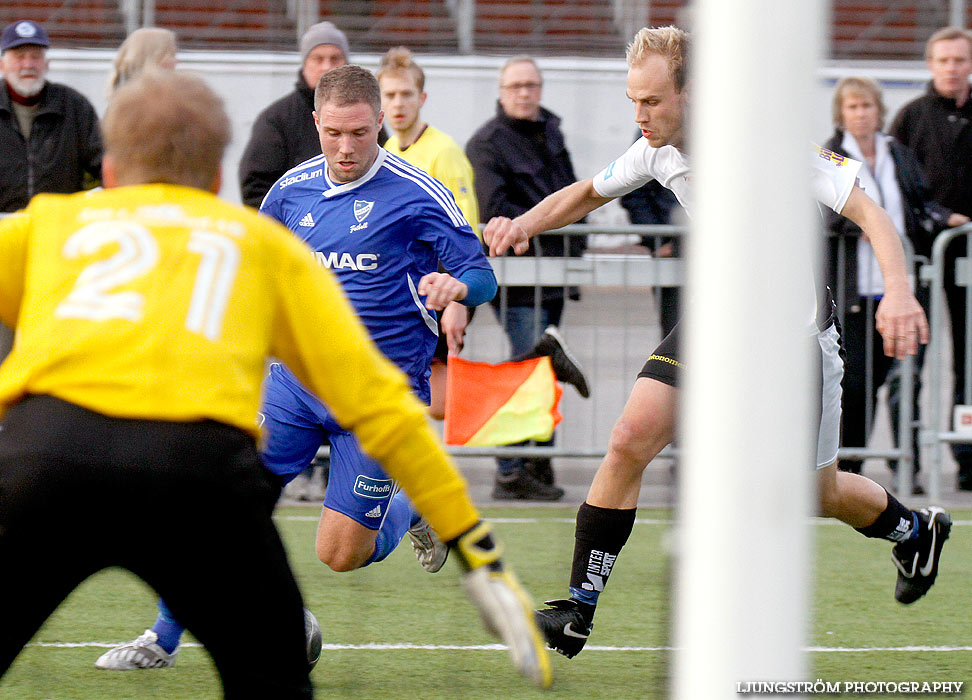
[56,220,240,341]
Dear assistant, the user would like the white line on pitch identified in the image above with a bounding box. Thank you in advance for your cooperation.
[275,515,674,525]
[27,642,972,653]
[276,515,972,527]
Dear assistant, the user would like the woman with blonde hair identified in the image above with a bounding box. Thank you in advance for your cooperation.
[107,27,177,96]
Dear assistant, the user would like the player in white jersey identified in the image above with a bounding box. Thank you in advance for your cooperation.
[484,26,950,659]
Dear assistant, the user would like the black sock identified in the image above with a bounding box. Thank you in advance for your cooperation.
[855,489,917,542]
[567,503,637,615]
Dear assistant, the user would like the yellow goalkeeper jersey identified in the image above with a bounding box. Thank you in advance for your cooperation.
[385,125,481,235]
[0,184,477,539]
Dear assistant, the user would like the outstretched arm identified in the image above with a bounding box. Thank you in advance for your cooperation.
[482,179,613,256]
[839,184,929,359]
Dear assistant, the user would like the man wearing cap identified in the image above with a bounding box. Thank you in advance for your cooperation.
[239,21,385,209]
[0,19,102,214]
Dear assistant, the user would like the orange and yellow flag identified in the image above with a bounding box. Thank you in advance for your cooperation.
[443,356,563,446]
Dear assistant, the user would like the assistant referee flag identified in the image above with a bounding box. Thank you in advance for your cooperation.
[444,356,562,446]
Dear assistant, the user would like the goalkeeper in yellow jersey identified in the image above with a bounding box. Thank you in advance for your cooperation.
[0,70,550,698]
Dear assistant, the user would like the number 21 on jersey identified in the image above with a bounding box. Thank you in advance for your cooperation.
[55,220,240,341]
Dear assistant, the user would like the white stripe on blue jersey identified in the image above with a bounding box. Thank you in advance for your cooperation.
[383,154,467,227]
[406,273,440,335]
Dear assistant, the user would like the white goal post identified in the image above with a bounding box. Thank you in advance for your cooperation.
[674,2,827,698]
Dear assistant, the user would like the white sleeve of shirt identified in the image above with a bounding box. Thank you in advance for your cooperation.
[811,145,862,214]
[592,139,659,198]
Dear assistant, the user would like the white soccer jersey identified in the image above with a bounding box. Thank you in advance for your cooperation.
[594,139,858,219]
[591,138,863,331]
[592,141,690,209]
[810,144,862,215]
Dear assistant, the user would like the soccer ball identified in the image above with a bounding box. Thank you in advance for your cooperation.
[304,607,323,669]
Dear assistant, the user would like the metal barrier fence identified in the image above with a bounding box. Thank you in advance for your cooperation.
[923,223,972,501]
[455,224,924,501]
[0,211,939,496]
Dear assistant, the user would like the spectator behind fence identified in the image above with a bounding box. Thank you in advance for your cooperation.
[823,77,967,489]
[890,27,972,491]
[106,27,177,97]
[0,19,102,213]
[618,138,684,337]
[466,55,587,501]
[239,20,388,210]
[0,19,103,358]
[238,20,349,209]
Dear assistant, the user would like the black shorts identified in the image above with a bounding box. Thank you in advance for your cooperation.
[638,320,681,387]
[0,395,311,698]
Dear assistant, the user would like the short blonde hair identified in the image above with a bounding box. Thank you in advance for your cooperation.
[925,26,972,61]
[102,70,229,190]
[108,27,177,97]
[376,46,425,91]
[832,76,886,130]
[626,26,689,91]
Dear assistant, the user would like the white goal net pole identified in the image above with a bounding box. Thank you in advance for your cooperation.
[674,2,827,698]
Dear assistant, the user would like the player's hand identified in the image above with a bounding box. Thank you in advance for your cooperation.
[875,289,929,359]
[441,301,469,355]
[418,272,467,311]
[483,217,531,257]
[449,521,553,689]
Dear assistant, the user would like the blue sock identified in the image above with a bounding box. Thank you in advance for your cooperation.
[151,598,185,653]
[364,491,418,566]
[569,586,600,607]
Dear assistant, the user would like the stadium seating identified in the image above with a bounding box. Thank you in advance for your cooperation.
[0,0,965,60]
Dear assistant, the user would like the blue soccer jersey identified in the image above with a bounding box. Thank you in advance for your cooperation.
[260,148,494,403]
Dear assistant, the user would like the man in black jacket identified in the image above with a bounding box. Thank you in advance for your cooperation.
[466,56,586,501]
[0,19,102,361]
[239,21,361,210]
[0,19,102,214]
[890,26,972,490]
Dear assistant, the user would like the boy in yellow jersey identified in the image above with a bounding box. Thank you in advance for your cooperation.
[0,70,550,696]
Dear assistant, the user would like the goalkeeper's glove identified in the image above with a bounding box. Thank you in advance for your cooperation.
[449,520,553,689]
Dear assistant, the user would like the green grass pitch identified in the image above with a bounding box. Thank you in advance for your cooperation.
[2,506,969,699]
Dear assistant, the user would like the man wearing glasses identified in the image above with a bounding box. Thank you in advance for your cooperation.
[466,56,587,501]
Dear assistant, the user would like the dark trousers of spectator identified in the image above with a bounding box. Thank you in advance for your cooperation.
[0,395,312,699]
[491,296,564,478]
[657,286,680,338]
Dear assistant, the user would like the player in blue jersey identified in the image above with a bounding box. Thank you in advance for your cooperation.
[95,65,498,671]
[257,64,496,575]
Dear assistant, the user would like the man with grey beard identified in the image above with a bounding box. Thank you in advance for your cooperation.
[0,20,102,214]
